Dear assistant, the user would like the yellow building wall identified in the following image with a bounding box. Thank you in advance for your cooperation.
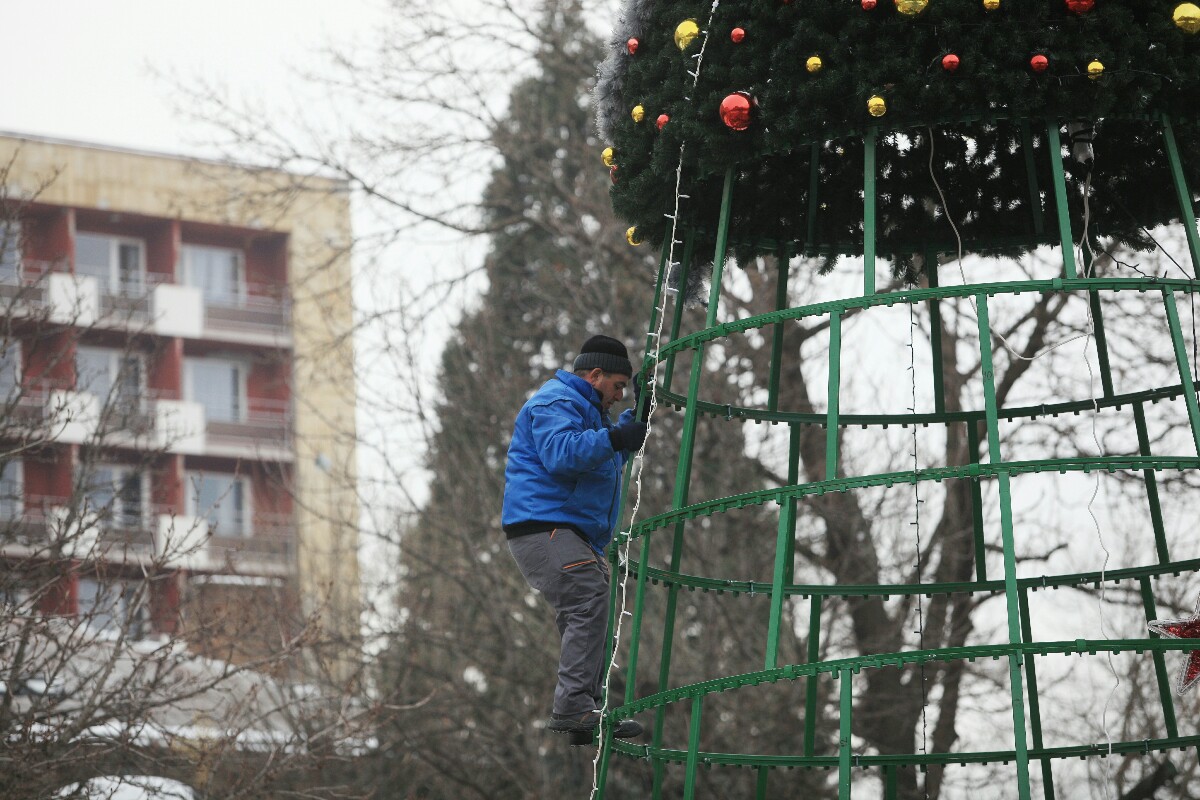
[0,134,361,670]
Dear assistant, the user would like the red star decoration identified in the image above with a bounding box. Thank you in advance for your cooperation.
[1148,602,1200,694]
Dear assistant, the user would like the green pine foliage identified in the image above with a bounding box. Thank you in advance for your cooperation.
[602,0,1200,263]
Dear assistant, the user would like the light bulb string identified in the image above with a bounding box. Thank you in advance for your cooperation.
[590,2,723,795]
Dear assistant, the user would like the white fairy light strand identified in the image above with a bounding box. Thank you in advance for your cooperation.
[590,2,723,795]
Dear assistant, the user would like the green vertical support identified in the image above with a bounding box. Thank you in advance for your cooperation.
[652,168,734,795]
[1133,402,1170,564]
[596,724,615,797]
[1139,576,1180,738]
[1018,587,1055,800]
[806,143,822,252]
[863,128,878,296]
[967,420,988,582]
[768,253,790,412]
[926,247,946,414]
[827,311,843,480]
[765,420,801,670]
[625,537,651,705]
[1086,289,1115,399]
[606,241,670,683]
[1020,121,1046,237]
[804,595,823,757]
[977,293,1033,800]
[1161,115,1200,276]
[683,694,704,800]
[663,230,697,395]
[783,423,801,585]
[765,495,795,669]
[884,765,898,800]
[1045,122,1078,280]
[838,669,853,800]
[1163,290,1200,456]
[755,766,769,800]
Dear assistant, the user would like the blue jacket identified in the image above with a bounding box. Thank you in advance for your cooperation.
[502,370,634,555]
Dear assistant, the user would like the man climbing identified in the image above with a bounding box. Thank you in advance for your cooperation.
[503,334,648,742]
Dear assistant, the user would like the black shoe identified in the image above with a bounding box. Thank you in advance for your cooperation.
[548,711,644,740]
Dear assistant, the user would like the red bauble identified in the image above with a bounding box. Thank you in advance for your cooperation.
[627,38,639,55]
[1064,0,1094,12]
[656,114,669,130]
[719,92,753,131]
[862,0,877,9]
[731,27,746,43]
[1030,54,1049,73]
[942,53,960,72]
[609,166,618,184]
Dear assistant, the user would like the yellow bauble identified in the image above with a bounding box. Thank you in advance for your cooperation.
[806,55,823,73]
[982,0,1000,10]
[601,147,615,167]
[1175,2,1200,33]
[895,0,929,15]
[674,19,700,50]
[631,104,645,123]
[1087,59,1104,79]
[626,226,643,246]
[867,95,887,117]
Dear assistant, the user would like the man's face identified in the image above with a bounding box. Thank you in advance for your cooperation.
[586,369,629,413]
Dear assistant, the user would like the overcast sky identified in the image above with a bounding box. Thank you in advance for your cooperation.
[0,1,387,155]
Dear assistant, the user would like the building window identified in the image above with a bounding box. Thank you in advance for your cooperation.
[0,221,20,281]
[0,459,21,520]
[75,233,144,293]
[77,577,149,639]
[76,347,144,407]
[82,465,145,530]
[0,341,19,402]
[187,472,248,537]
[184,358,245,423]
[182,244,243,305]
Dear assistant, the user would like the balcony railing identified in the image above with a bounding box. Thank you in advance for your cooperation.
[97,274,169,322]
[205,398,291,451]
[202,281,290,335]
[0,260,51,305]
[2,498,295,572]
[208,513,296,567]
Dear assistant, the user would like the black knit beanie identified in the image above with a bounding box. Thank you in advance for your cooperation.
[572,335,633,377]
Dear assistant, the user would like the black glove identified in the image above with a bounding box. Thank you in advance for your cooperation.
[609,419,648,453]
[632,371,654,422]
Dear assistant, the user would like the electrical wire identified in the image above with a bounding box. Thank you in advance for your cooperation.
[927,124,1119,798]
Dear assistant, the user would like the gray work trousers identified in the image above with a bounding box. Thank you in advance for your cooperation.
[508,528,610,716]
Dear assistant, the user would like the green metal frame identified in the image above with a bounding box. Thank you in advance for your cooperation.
[596,116,1200,798]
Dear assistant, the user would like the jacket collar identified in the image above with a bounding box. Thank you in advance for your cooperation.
[555,369,603,410]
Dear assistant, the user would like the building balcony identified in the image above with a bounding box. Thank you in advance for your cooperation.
[36,390,290,461]
[1,499,295,577]
[0,260,51,307]
[202,282,291,340]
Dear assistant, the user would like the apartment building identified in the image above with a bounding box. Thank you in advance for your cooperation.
[0,133,360,671]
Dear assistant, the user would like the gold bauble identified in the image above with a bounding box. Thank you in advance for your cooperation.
[601,147,615,167]
[867,95,887,117]
[1175,2,1200,33]
[626,226,643,246]
[982,0,1000,11]
[1087,59,1104,79]
[631,104,645,123]
[895,0,929,15]
[806,55,823,73]
[674,19,700,50]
